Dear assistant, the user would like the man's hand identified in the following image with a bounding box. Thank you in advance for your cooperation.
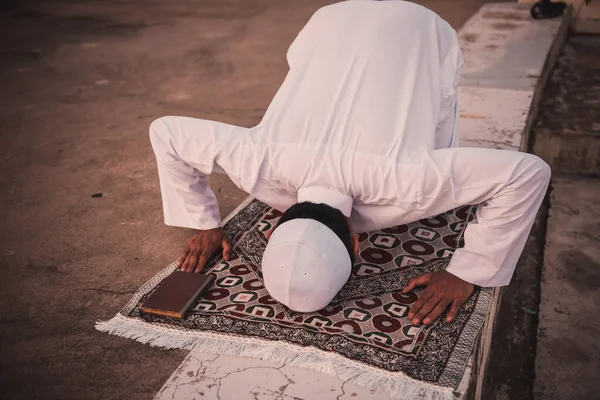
[403,270,474,325]
[178,228,233,273]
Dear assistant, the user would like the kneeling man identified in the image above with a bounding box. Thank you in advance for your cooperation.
[149,1,550,325]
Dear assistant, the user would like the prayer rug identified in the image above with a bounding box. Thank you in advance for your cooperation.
[97,198,492,399]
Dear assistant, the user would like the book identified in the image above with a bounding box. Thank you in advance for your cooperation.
[140,271,215,319]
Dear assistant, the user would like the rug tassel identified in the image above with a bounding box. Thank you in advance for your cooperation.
[96,314,457,399]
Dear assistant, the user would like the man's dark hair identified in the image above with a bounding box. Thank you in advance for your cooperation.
[275,201,355,264]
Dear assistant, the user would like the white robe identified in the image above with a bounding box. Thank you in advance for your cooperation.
[149,0,550,287]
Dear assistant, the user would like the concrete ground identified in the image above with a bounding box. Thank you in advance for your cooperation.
[0,1,495,399]
[535,177,600,400]
[532,35,600,400]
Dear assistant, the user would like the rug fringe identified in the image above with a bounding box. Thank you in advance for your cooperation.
[96,315,200,350]
[96,314,457,399]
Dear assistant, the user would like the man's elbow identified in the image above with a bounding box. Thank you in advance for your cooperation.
[149,116,174,155]
[520,153,551,185]
[531,155,551,184]
[149,117,168,142]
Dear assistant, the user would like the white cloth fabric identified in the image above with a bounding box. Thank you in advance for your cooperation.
[149,0,550,287]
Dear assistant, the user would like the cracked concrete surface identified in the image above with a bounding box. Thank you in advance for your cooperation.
[156,352,383,400]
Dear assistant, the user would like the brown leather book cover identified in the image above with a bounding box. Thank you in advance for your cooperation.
[140,271,215,319]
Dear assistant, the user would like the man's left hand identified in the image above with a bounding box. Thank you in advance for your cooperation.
[403,270,474,325]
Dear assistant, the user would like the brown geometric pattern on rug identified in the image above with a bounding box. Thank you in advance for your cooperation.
[130,200,491,388]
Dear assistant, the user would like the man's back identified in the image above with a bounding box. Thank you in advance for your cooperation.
[237,0,462,220]
[254,0,460,161]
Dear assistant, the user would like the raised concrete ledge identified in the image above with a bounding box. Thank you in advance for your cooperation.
[459,87,534,150]
[458,3,567,152]
[459,3,562,91]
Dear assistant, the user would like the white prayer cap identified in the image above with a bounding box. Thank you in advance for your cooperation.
[262,218,352,312]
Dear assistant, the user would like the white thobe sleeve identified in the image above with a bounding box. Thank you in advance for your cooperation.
[419,148,551,287]
[149,116,247,231]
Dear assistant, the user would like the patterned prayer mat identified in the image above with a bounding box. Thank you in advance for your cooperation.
[97,198,492,399]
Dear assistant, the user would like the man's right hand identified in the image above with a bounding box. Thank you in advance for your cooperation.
[178,228,233,273]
